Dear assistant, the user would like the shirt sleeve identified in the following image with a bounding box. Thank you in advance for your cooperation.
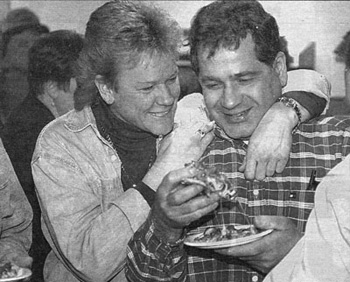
[126,215,187,282]
[0,138,32,263]
[283,69,331,116]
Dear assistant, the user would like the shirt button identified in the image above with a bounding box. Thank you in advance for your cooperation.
[253,189,259,196]
[111,155,117,162]
[252,275,259,282]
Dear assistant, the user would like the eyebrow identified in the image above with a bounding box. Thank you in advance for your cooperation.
[136,69,178,85]
[200,70,261,82]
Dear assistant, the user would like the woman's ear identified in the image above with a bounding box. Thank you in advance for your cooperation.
[273,51,288,87]
[95,75,115,104]
[44,81,59,100]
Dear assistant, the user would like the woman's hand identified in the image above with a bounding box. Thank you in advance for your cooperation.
[143,121,214,190]
[239,102,296,180]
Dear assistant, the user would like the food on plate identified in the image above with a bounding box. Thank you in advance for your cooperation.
[0,262,20,279]
[182,161,237,200]
[194,225,258,243]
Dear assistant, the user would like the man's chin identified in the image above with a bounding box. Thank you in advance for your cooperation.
[222,127,253,140]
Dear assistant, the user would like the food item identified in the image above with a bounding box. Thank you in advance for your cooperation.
[194,225,257,243]
[0,262,19,279]
[182,161,237,200]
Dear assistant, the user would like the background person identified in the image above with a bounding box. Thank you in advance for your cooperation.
[32,1,330,282]
[2,30,83,282]
[0,8,49,125]
[263,153,350,282]
[126,1,350,281]
[0,137,33,270]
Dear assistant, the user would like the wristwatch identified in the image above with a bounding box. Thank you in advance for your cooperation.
[277,96,302,134]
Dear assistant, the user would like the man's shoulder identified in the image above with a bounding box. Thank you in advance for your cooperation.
[300,115,350,133]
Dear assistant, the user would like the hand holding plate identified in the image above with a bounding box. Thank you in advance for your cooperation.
[215,216,302,273]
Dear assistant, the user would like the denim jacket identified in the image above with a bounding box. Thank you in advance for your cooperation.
[32,107,151,282]
[0,138,32,263]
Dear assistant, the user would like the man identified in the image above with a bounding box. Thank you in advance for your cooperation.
[0,137,33,270]
[126,1,350,281]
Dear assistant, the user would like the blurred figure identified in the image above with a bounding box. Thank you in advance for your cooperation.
[330,31,350,115]
[334,30,350,63]
[0,8,49,124]
[343,37,350,112]
[2,30,83,282]
[263,153,350,282]
[280,36,294,71]
[0,137,33,270]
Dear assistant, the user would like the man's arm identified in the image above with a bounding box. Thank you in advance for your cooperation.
[126,165,220,282]
[126,216,187,282]
[241,69,331,180]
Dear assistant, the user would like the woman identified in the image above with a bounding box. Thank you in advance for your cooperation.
[32,1,329,282]
[2,30,83,282]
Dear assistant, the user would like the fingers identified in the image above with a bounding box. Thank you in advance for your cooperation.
[276,158,288,173]
[167,183,205,205]
[242,156,256,180]
[253,216,293,231]
[172,199,219,226]
[238,158,246,173]
[215,238,266,257]
[11,255,33,269]
[241,157,286,181]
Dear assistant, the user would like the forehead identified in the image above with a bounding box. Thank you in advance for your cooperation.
[118,52,177,80]
[198,35,262,75]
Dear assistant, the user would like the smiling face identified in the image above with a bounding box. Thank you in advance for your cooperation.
[106,52,180,136]
[198,34,287,139]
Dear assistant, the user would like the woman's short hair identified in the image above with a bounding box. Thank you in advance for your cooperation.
[74,0,182,111]
[28,30,84,96]
[189,0,281,74]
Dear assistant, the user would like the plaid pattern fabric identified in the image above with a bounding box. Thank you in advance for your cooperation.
[126,116,350,282]
[186,116,350,282]
[126,215,187,282]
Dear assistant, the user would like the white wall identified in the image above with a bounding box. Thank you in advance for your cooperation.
[10,1,350,97]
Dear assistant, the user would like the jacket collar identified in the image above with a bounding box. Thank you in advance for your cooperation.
[64,106,96,132]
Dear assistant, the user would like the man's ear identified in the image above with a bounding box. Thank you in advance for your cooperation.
[273,51,288,87]
[95,75,115,105]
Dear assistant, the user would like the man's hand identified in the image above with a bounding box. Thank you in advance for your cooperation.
[0,253,33,269]
[215,216,302,273]
[239,102,295,180]
[144,121,215,190]
[151,166,220,243]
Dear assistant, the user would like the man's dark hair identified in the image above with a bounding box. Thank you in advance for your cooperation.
[189,0,281,73]
[27,30,83,96]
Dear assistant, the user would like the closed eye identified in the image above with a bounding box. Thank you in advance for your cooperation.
[202,82,222,90]
[140,85,155,92]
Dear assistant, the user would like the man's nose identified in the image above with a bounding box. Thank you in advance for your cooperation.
[221,84,243,109]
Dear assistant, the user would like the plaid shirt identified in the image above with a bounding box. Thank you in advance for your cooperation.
[126,116,350,282]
